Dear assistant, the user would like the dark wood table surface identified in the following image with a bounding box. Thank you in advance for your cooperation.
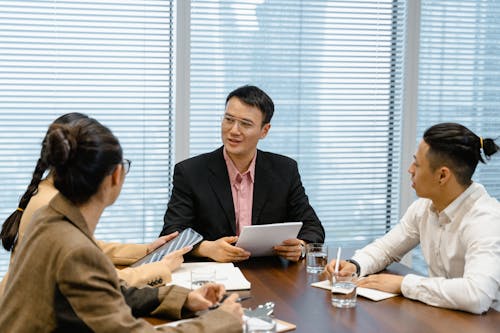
[146,252,499,332]
[234,256,499,333]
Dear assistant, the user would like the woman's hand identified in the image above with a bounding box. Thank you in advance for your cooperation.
[185,283,226,312]
[146,232,179,254]
[160,246,192,271]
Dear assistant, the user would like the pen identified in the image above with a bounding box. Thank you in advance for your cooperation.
[334,247,342,274]
[209,295,252,310]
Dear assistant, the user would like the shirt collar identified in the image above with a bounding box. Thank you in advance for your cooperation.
[432,182,483,224]
[223,148,256,184]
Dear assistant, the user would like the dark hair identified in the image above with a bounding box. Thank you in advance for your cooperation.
[1,113,89,251]
[423,122,499,185]
[45,118,122,204]
[225,85,274,125]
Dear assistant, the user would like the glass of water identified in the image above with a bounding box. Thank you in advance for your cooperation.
[331,272,358,308]
[305,243,328,274]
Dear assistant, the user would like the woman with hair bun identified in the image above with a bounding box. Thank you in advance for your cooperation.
[0,116,243,332]
[0,112,188,296]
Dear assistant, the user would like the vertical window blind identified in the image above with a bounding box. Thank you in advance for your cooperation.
[417,0,500,199]
[0,0,174,278]
[411,0,500,273]
[190,0,407,247]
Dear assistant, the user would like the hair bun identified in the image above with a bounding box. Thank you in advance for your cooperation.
[483,138,499,158]
[45,123,78,168]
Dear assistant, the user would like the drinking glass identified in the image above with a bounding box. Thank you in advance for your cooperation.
[331,272,358,308]
[305,243,328,274]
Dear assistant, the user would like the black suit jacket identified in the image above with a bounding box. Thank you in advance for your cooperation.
[160,147,324,244]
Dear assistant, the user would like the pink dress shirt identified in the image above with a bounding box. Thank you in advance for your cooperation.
[223,148,256,235]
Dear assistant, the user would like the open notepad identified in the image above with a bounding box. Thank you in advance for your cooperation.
[167,262,251,290]
[311,279,398,301]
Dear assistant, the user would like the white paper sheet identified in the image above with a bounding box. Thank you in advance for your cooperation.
[235,222,303,257]
[311,279,398,301]
[168,262,251,290]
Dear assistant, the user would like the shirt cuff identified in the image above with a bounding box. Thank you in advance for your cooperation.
[401,273,424,299]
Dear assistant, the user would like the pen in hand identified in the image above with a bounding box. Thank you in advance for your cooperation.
[208,295,252,310]
[334,247,342,275]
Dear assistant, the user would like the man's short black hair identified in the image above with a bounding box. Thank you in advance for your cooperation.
[226,85,274,125]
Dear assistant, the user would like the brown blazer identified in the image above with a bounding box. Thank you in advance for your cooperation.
[0,178,170,296]
[0,193,242,332]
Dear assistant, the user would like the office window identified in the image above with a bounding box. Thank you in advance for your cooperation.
[412,0,500,273]
[417,0,500,198]
[190,1,407,247]
[0,1,174,278]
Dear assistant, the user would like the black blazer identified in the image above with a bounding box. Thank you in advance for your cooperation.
[160,147,324,243]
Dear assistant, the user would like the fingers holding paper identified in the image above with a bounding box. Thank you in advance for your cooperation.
[195,237,251,262]
[357,273,403,294]
[273,238,303,262]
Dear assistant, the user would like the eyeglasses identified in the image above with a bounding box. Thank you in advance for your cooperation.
[222,114,257,131]
[122,159,131,175]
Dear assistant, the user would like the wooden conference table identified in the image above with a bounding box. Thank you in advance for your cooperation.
[146,252,499,333]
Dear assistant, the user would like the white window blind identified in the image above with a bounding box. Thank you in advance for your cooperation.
[409,0,500,274]
[189,0,407,247]
[417,0,500,199]
[0,0,174,279]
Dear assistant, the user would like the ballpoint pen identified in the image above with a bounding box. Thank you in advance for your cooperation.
[208,295,252,310]
[334,247,342,275]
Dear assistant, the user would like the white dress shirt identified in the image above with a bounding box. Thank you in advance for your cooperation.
[352,182,500,314]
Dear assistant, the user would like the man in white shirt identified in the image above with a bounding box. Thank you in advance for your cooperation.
[322,122,500,314]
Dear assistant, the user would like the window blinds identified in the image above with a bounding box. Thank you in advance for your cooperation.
[0,0,174,278]
[189,0,407,247]
[417,0,500,199]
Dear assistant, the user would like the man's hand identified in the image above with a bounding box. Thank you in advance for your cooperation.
[160,246,192,272]
[194,237,251,262]
[146,232,179,254]
[357,273,403,294]
[185,283,226,312]
[319,259,357,281]
[273,238,304,262]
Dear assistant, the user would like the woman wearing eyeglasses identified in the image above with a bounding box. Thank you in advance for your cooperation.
[0,113,189,296]
[0,116,242,332]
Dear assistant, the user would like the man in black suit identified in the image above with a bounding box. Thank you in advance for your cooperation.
[160,85,324,262]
